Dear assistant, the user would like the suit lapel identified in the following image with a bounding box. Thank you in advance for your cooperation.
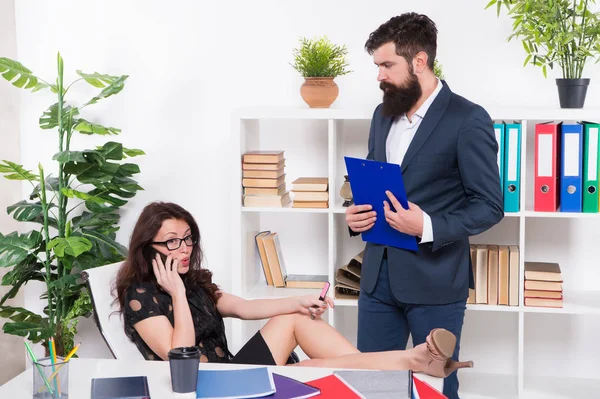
[378,114,395,162]
[400,81,452,172]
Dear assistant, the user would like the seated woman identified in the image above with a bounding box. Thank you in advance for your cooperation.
[114,201,473,377]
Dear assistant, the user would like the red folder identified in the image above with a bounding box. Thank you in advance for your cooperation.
[534,122,561,212]
[305,374,361,398]
[413,376,448,398]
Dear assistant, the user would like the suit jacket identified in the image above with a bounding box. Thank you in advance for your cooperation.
[353,80,504,305]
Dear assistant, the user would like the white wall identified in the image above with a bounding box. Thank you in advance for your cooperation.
[0,0,26,385]
[9,0,600,389]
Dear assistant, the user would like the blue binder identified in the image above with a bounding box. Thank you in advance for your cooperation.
[560,122,583,212]
[344,156,418,251]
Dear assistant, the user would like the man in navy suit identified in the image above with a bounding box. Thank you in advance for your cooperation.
[345,13,504,399]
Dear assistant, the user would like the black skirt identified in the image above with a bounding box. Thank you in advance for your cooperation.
[230,331,277,366]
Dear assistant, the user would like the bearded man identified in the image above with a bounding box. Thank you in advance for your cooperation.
[344,13,504,399]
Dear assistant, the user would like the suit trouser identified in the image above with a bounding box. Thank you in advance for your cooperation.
[357,257,467,399]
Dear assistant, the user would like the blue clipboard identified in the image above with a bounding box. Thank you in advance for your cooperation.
[344,156,418,251]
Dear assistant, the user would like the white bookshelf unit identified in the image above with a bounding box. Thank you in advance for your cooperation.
[231,106,600,399]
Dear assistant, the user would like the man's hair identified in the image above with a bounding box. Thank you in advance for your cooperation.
[365,13,437,70]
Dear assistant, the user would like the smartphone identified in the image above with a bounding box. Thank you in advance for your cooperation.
[146,247,169,265]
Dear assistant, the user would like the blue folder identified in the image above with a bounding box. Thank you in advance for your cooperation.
[344,156,418,251]
[196,367,275,398]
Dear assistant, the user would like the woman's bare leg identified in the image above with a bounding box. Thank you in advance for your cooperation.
[259,313,359,365]
[259,312,449,373]
[295,348,419,370]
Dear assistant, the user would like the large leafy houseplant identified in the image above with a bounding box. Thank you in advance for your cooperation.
[486,0,600,107]
[290,35,353,108]
[0,53,144,356]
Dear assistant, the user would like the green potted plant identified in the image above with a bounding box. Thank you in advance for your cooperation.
[486,0,600,108]
[0,53,144,356]
[290,35,352,108]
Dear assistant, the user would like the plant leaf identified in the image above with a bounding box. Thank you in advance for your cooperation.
[77,229,127,258]
[96,142,123,160]
[75,70,120,88]
[0,57,48,92]
[47,236,92,258]
[0,161,39,182]
[0,231,43,268]
[52,150,104,166]
[0,308,52,343]
[84,75,128,106]
[74,119,121,136]
[0,256,44,306]
[39,103,79,130]
[61,188,110,204]
[123,147,146,157]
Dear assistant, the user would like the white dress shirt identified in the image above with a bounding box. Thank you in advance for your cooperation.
[385,78,443,244]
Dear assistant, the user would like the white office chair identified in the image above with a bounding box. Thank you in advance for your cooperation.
[82,261,145,360]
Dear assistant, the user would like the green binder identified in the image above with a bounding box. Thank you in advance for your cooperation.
[583,122,600,213]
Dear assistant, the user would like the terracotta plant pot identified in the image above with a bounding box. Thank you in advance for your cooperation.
[300,77,339,108]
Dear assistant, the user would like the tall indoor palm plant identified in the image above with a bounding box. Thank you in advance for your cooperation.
[486,0,600,108]
[0,53,144,356]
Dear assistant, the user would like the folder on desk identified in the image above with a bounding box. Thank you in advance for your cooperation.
[583,122,600,212]
[196,367,275,398]
[503,122,521,213]
[344,156,418,251]
[560,122,583,212]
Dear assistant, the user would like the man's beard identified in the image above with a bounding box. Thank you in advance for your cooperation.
[380,71,422,117]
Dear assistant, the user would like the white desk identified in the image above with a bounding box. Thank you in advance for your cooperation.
[0,358,444,398]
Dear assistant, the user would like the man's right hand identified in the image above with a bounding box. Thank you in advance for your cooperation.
[345,204,377,232]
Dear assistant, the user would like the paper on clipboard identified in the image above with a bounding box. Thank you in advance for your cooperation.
[344,156,418,251]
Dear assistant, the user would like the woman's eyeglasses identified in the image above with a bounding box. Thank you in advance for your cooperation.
[152,234,197,250]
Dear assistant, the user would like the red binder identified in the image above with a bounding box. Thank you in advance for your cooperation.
[534,122,562,212]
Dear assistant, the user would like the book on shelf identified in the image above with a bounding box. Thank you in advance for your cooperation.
[242,150,284,164]
[244,185,287,196]
[291,177,328,191]
[524,261,563,308]
[292,201,328,209]
[242,158,286,171]
[256,231,327,289]
[468,244,519,306]
[244,192,291,207]
[285,274,328,289]
[243,174,286,189]
[243,168,285,179]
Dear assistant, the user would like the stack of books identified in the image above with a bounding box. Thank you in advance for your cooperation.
[242,151,290,207]
[291,177,329,208]
[524,261,563,308]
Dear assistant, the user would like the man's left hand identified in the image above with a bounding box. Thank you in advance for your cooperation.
[383,190,423,237]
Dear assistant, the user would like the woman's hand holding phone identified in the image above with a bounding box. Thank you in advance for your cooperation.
[152,252,186,299]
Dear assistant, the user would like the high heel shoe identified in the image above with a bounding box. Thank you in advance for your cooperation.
[422,328,474,378]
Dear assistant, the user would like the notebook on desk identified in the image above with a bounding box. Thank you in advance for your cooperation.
[90,375,151,399]
[334,370,413,399]
[271,373,320,399]
[196,367,275,398]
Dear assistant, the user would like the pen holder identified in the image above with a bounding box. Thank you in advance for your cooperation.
[33,356,69,398]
